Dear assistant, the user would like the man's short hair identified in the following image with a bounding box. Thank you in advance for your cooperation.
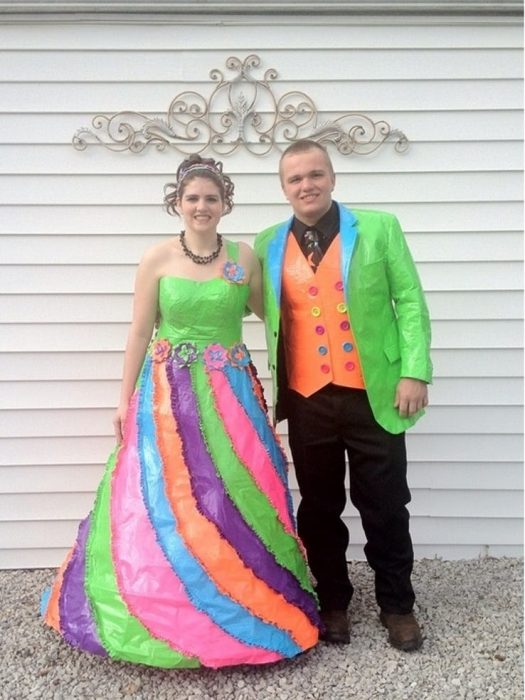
[279,139,335,179]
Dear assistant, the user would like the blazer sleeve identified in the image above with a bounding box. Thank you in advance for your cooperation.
[385,215,433,383]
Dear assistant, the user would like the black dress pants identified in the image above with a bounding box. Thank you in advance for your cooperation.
[286,384,415,614]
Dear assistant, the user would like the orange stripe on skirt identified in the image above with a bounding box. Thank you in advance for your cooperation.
[154,363,317,650]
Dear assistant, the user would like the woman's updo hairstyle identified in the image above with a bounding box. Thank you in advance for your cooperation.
[164,154,235,217]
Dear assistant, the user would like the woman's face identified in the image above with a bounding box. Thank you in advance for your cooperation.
[177,176,224,236]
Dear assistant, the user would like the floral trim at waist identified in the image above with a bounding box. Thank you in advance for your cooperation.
[148,339,251,370]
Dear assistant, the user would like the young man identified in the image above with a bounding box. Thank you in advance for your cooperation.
[255,140,432,650]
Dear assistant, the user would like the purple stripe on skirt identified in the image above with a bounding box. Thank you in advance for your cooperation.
[58,515,107,656]
[166,360,318,624]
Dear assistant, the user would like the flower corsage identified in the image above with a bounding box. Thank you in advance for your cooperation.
[223,261,245,284]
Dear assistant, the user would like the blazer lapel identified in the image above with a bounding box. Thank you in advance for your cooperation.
[267,216,293,307]
[267,204,357,306]
[338,203,358,303]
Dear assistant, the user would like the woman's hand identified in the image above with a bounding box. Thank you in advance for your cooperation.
[113,404,127,444]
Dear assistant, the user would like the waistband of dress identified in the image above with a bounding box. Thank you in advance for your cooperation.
[147,338,251,370]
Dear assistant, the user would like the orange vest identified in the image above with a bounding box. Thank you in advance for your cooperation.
[281,233,365,397]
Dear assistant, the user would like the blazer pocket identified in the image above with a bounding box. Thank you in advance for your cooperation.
[384,343,401,364]
[383,321,401,363]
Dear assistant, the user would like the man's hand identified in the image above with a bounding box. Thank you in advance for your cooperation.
[394,378,429,418]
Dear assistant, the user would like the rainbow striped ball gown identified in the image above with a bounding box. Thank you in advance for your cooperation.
[41,242,320,668]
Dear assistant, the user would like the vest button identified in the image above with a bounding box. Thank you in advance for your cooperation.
[318,345,328,355]
[337,302,347,313]
[315,325,325,335]
[311,306,321,317]
[340,320,350,331]
[335,280,344,291]
[308,286,319,296]
[320,364,330,374]
[343,342,353,352]
[345,361,356,371]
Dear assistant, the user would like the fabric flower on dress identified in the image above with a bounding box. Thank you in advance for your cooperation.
[229,343,250,368]
[223,261,245,284]
[172,342,199,368]
[203,344,228,370]
[151,339,172,363]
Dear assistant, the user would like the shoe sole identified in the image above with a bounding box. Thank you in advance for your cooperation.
[388,637,423,652]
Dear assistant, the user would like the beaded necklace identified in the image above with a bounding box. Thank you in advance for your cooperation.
[179,230,223,265]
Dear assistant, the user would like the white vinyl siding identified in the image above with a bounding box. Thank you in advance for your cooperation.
[0,1,522,14]
[0,13,522,568]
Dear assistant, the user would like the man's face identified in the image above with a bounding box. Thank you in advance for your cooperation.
[280,148,336,226]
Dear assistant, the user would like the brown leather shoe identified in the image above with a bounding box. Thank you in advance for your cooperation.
[380,611,423,651]
[319,610,350,644]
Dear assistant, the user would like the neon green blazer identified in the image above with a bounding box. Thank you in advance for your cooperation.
[254,202,433,434]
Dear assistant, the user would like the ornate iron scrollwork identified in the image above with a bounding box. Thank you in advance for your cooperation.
[73,54,408,156]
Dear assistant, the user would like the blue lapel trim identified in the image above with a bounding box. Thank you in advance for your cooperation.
[338,203,358,303]
[267,216,293,306]
[267,204,357,306]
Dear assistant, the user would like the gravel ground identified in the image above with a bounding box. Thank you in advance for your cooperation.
[1,558,522,700]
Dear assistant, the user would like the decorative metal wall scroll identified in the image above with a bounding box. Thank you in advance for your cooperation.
[73,54,408,157]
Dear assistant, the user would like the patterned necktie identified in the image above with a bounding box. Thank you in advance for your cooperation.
[303,229,322,272]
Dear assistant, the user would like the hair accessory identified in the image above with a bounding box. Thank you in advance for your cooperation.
[178,162,224,187]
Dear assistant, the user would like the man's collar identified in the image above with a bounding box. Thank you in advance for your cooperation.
[292,201,339,239]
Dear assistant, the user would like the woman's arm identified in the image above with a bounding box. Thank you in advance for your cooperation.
[113,251,160,443]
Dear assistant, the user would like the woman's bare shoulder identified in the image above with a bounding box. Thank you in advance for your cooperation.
[139,237,176,270]
[236,240,257,261]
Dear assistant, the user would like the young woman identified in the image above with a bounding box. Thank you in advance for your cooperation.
[41,154,320,669]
